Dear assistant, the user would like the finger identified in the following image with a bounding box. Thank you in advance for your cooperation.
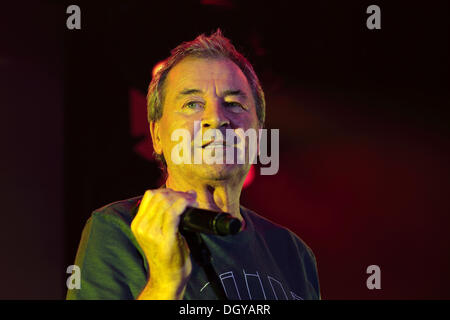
[162,197,190,238]
[132,190,154,229]
[186,189,197,197]
[190,201,199,208]
[145,193,173,237]
[140,189,155,211]
[132,191,167,238]
[163,188,197,201]
[176,232,191,256]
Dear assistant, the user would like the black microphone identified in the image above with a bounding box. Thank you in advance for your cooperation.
[179,207,242,236]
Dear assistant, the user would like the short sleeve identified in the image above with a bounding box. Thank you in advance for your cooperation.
[289,232,321,300]
[66,211,148,300]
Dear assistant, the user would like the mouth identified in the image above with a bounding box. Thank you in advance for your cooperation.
[201,140,230,148]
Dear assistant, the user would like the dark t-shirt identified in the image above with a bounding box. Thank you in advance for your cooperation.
[66,195,321,300]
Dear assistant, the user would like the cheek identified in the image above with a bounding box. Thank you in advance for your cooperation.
[231,112,259,130]
[160,117,195,150]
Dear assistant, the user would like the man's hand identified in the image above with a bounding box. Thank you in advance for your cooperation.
[131,188,197,300]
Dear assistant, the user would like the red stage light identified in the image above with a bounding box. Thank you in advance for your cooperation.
[243,164,255,189]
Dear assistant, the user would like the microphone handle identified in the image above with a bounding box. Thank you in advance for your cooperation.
[179,207,242,236]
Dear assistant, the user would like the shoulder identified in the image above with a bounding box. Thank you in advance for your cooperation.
[69,195,148,300]
[241,205,317,261]
[241,206,321,299]
[91,195,143,226]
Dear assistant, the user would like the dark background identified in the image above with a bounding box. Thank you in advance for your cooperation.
[1,0,449,299]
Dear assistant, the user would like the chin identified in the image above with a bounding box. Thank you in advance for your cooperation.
[196,163,248,181]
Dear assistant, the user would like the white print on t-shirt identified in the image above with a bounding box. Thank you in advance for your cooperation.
[199,269,303,300]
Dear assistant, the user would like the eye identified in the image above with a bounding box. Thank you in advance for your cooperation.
[183,101,204,110]
[224,101,245,113]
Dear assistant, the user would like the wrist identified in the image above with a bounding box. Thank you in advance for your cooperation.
[137,277,187,300]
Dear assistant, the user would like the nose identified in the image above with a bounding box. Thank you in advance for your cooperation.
[201,100,230,129]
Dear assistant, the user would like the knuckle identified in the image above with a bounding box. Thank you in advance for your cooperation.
[131,225,141,238]
[171,197,189,215]
[130,218,138,230]
[131,220,141,232]
[144,189,154,199]
[152,191,167,203]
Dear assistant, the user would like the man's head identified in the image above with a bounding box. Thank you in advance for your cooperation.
[147,29,266,184]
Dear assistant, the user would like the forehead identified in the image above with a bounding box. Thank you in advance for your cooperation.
[164,57,251,95]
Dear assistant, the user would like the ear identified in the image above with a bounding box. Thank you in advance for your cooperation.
[149,121,163,155]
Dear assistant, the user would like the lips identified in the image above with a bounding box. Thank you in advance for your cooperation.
[201,140,228,148]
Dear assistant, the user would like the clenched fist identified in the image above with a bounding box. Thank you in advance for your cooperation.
[131,188,198,300]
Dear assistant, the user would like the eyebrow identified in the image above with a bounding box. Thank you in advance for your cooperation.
[177,89,203,98]
[175,88,247,100]
[221,89,247,99]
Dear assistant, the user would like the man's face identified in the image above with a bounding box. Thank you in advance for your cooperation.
[151,57,260,183]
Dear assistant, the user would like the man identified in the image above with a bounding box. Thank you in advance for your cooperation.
[67,29,321,300]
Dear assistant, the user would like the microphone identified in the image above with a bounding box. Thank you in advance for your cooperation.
[179,207,242,236]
